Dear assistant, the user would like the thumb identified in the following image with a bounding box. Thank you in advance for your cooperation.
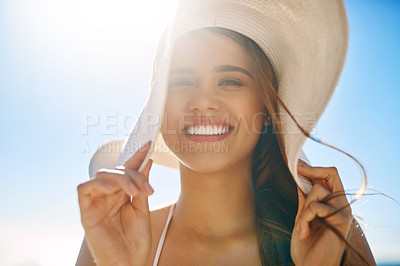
[131,159,153,214]
[123,141,152,171]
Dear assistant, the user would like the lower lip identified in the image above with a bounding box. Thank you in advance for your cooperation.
[183,128,233,142]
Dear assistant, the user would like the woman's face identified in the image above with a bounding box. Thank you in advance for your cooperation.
[161,30,265,172]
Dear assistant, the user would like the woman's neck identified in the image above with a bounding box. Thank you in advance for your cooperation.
[174,156,257,240]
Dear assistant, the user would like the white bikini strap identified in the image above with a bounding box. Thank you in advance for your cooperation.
[152,203,176,266]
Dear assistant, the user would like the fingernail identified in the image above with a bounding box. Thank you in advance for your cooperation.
[139,141,152,151]
[144,182,154,195]
[128,183,139,196]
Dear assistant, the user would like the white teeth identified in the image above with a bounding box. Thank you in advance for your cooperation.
[213,125,218,134]
[186,125,230,135]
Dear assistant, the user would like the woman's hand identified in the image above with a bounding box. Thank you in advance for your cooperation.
[77,141,154,266]
[291,163,353,266]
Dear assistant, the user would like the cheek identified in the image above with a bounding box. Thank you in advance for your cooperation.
[231,96,265,134]
[162,97,176,132]
[161,94,185,142]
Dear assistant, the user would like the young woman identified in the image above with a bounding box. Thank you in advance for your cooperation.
[77,1,375,265]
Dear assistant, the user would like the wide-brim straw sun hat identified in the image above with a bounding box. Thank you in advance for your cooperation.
[88,0,348,194]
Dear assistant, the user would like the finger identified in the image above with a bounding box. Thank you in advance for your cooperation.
[297,165,345,193]
[303,184,332,208]
[95,168,153,215]
[298,183,351,239]
[310,178,329,191]
[78,178,115,195]
[298,184,330,236]
[298,159,309,166]
[124,168,153,214]
[297,160,330,191]
[124,168,154,195]
[124,141,152,171]
[296,186,306,222]
[299,201,339,239]
[304,181,348,210]
[95,169,140,197]
[77,179,115,209]
[116,159,153,189]
[142,159,153,179]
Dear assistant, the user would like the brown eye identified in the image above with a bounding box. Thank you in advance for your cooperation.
[218,79,243,87]
[168,80,194,88]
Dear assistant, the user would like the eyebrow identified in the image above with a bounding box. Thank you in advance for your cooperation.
[214,65,253,79]
[169,65,253,79]
[169,67,195,75]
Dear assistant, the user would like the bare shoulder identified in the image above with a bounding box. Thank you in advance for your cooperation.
[150,203,174,236]
[150,203,174,221]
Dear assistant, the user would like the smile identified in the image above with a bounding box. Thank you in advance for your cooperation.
[185,124,231,136]
[182,118,234,142]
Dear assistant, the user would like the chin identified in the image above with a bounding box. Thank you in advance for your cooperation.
[163,137,254,173]
[174,146,233,173]
[178,157,231,173]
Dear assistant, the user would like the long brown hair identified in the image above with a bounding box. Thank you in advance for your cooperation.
[206,27,369,265]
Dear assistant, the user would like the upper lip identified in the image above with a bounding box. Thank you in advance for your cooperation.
[183,117,233,129]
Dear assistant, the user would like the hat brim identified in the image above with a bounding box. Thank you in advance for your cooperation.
[88,0,348,195]
[88,132,178,178]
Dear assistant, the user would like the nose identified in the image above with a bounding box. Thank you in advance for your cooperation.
[188,85,222,113]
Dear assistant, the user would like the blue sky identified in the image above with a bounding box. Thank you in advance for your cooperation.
[0,0,399,265]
